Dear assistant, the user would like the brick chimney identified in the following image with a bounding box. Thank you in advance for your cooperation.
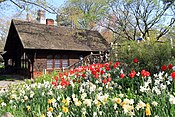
[46,19,54,25]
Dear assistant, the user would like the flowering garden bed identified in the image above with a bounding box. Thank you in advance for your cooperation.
[0,59,175,117]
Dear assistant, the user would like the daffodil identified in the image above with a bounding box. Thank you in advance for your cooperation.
[62,106,68,113]
[40,114,45,117]
[75,100,82,106]
[48,99,52,104]
[151,101,158,107]
[113,98,122,104]
[146,107,151,116]
[26,106,31,112]
[24,96,28,101]
[146,103,151,116]
[48,107,53,112]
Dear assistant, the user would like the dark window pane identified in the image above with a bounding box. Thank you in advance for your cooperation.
[55,55,60,59]
[62,55,68,68]
[47,55,53,59]
[47,55,53,69]
[55,59,61,68]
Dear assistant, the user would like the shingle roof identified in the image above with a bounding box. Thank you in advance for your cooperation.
[0,40,4,52]
[12,19,109,51]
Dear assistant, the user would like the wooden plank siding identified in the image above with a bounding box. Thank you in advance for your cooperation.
[24,49,92,78]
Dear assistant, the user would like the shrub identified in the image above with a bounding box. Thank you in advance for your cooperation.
[111,40,175,73]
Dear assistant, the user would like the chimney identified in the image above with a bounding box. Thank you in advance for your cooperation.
[26,13,33,21]
[46,19,54,25]
[37,10,46,24]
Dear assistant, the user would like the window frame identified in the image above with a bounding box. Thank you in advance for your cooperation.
[46,55,54,69]
[46,54,69,70]
[62,55,69,69]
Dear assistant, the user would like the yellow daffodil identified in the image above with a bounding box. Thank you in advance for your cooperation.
[146,107,151,116]
[146,103,150,108]
[62,106,68,113]
[104,97,108,102]
[146,103,151,116]
[48,99,52,104]
[40,114,45,117]
[62,98,69,106]
[62,99,67,103]
[96,101,101,107]
[51,98,55,102]
[65,101,69,106]
[113,98,122,104]
[48,107,53,112]
[26,106,31,112]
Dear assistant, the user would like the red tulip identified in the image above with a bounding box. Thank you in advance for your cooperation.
[52,82,58,86]
[133,58,139,63]
[168,64,173,69]
[102,79,107,84]
[107,77,112,82]
[171,72,175,79]
[129,70,136,78]
[161,65,167,71]
[120,73,125,79]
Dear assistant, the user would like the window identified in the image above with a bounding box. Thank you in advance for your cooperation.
[55,55,61,68]
[46,54,69,69]
[47,55,53,69]
[62,55,68,68]
[21,53,28,69]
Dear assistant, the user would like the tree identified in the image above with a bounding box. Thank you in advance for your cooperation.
[57,0,109,29]
[0,0,60,41]
[0,0,58,14]
[100,0,175,42]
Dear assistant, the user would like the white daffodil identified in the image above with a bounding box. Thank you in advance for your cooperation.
[93,112,97,117]
[47,111,53,117]
[169,95,175,104]
[57,96,61,101]
[160,84,166,90]
[1,102,6,107]
[83,99,92,107]
[81,108,86,115]
[136,100,146,110]
[30,91,34,98]
[151,101,158,107]
[57,112,63,117]
[81,93,87,100]
[10,94,17,100]
[119,93,124,98]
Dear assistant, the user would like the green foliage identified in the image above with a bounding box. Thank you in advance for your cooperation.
[34,71,57,83]
[112,40,175,73]
[57,0,109,29]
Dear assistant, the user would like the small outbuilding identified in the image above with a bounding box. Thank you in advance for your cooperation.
[3,19,109,78]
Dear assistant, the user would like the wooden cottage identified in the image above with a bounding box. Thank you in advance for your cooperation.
[3,19,109,78]
[0,40,5,62]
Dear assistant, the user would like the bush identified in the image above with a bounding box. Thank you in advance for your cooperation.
[111,40,175,73]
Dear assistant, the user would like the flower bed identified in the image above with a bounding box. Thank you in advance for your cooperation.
[0,60,175,117]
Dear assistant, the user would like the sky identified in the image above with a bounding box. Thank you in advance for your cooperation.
[0,0,67,20]
[0,0,67,39]
[45,0,66,20]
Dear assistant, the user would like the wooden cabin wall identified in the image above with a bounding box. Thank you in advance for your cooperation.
[25,49,91,78]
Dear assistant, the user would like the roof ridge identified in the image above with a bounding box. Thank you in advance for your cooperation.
[12,19,100,32]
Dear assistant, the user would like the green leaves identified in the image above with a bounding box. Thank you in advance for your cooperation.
[58,0,109,29]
